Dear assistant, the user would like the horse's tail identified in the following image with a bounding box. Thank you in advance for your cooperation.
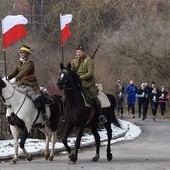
[112,110,121,128]
[52,95,64,117]
[48,95,61,131]
[106,93,121,128]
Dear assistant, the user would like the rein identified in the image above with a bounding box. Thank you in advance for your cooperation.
[63,74,76,91]
[14,94,27,115]
[4,86,16,100]
[2,83,27,117]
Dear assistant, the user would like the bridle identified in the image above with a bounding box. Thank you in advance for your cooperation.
[4,85,16,101]
[59,70,76,91]
[0,82,27,116]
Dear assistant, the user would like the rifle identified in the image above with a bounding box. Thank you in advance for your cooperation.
[91,44,101,59]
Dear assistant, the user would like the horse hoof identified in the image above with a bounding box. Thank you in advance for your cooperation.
[27,156,32,161]
[107,153,113,161]
[68,153,77,163]
[91,155,100,162]
[68,160,76,164]
[9,159,16,165]
[45,153,50,160]
[49,156,53,161]
[68,152,74,160]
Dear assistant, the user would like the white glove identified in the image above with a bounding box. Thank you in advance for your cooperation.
[9,78,16,84]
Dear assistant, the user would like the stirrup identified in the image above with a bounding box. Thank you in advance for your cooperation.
[42,114,48,121]
[99,115,107,124]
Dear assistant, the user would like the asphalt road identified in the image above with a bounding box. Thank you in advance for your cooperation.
[1,117,170,170]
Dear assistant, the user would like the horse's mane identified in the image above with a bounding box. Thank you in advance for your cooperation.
[2,77,26,95]
[61,66,82,90]
[70,70,82,87]
[15,86,27,94]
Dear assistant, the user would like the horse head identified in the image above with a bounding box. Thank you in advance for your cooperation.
[0,77,7,99]
[0,77,7,89]
[57,63,81,91]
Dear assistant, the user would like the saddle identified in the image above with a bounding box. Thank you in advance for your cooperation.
[82,83,111,108]
[81,91,111,108]
[40,87,54,105]
[15,85,54,106]
[42,92,54,105]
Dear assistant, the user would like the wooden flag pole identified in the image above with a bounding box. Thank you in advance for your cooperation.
[3,49,7,77]
[61,45,64,66]
[60,13,64,66]
[2,19,7,77]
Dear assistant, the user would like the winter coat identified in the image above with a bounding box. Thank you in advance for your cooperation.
[125,84,137,105]
[8,58,40,93]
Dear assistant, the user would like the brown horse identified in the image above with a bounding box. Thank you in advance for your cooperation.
[57,63,121,163]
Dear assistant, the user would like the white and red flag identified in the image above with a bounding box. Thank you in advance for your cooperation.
[2,15,28,49]
[60,14,73,46]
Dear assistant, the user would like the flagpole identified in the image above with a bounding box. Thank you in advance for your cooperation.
[61,45,64,66]
[60,14,64,66]
[3,49,7,77]
[1,19,7,77]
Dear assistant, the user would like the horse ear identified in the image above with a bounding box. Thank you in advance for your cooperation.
[60,63,64,70]
[67,63,71,70]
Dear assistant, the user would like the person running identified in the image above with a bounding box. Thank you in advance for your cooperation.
[137,83,150,120]
[115,80,125,118]
[150,87,159,122]
[158,86,168,119]
[125,80,137,118]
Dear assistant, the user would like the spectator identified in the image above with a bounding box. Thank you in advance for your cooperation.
[115,80,125,118]
[125,80,137,118]
[158,86,168,119]
[137,83,150,120]
[150,87,159,122]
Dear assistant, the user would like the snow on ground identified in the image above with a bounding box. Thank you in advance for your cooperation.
[0,119,141,159]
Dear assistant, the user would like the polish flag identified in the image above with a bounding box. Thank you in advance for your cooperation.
[2,15,28,49]
[60,14,73,46]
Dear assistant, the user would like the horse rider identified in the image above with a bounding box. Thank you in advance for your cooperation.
[8,45,49,123]
[71,45,107,124]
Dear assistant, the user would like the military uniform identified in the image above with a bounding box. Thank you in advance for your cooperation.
[71,50,107,124]
[8,45,49,123]
[8,58,40,93]
[71,55,99,105]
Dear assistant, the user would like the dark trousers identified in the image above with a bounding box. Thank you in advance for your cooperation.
[138,101,147,118]
[117,100,123,116]
[145,100,149,114]
[151,102,158,116]
[159,102,166,116]
[34,95,46,115]
[128,104,135,115]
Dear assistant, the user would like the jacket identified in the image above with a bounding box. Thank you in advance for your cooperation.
[8,58,40,93]
[137,88,149,103]
[71,55,98,99]
[125,84,137,104]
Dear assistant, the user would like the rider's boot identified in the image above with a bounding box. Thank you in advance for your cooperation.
[34,96,50,126]
[94,103,107,124]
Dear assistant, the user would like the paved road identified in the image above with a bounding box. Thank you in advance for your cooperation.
[1,117,170,170]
